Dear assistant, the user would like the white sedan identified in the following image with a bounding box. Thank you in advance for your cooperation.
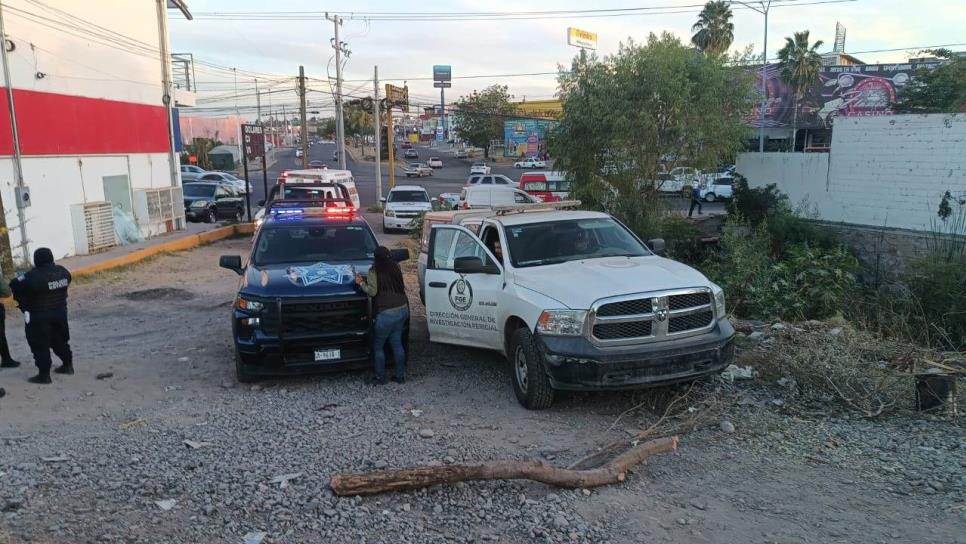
[469,162,491,175]
[514,157,546,169]
[427,157,443,168]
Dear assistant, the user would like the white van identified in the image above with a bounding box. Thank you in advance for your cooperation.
[276,169,360,209]
[459,185,537,209]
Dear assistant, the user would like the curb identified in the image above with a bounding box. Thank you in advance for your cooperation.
[72,222,256,278]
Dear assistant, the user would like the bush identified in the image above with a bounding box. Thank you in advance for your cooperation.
[726,175,789,227]
[902,255,966,350]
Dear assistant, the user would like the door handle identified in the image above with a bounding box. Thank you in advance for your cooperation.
[429,282,446,288]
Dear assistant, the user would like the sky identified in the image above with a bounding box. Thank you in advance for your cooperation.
[169,0,966,118]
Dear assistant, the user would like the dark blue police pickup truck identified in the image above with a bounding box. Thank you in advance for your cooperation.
[219,200,408,382]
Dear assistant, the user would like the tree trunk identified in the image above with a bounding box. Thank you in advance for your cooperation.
[329,436,677,496]
[791,94,799,152]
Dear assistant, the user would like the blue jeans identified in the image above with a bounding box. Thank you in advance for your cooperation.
[372,305,408,380]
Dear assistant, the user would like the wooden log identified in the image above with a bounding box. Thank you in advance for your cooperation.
[329,436,678,496]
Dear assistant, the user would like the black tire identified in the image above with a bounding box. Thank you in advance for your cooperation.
[509,327,554,409]
[704,193,716,203]
[235,348,256,383]
[382,223,390,234]
[235,208,244,222]
[205,208,217,223]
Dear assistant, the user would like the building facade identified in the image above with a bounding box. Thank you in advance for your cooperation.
[0,0,191,265]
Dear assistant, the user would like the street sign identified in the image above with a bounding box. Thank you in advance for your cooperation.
[436,126,444,141]
[432,65,452,82]
[385,84,409,112]
[433,81,452,88]
[567,27,597,50]
[242,124,265,161]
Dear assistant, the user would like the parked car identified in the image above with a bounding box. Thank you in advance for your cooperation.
[458,185,537,209]
[401,142,413,149]
[295,148,303,158]
[466,174,512,187]
[180,164,207,181]
[519,172,570,202]
[514,157,547,169]
[455,150,468,159]
[650,173,687,195]
[403,148,419,159]
[219,201,409,382]
[469,161,491,175]
[184,182,246,223]
[419,207,733,408]
[427,157,443,168]
[198,172,252,194]
[404,163,434,177]
[382,185,433,233]
[700,177,734,202]
[309,160,326,169]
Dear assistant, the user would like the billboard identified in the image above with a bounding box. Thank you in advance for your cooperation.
[747,61,939,130]
[241,123,264,161]
[433,65,452,81]
[503,119,557,157]
[567,27,597,50]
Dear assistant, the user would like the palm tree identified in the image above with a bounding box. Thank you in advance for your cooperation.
[691,1,734,56]
[777,30,824,151]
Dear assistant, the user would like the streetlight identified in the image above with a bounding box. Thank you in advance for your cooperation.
[731,0,772,152]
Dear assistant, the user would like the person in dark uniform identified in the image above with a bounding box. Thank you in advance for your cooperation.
[10,248,73,384]
[688,185,703,218]
[0,278,22,369]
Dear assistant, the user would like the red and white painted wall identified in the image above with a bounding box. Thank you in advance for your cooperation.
[0,0,190,262]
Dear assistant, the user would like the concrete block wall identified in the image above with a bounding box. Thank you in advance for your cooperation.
[737,113,966,232]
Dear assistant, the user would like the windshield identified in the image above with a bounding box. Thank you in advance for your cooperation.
[184,184,216,197]
[504,218,650,268]
[388,190,429,203]
[253,225,377,265]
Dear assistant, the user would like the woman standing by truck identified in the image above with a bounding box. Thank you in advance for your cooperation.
[354,246,409,385]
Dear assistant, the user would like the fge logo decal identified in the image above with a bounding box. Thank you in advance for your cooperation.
[448,278,474,311]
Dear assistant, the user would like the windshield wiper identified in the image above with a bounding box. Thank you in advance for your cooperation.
[518,257,571,266]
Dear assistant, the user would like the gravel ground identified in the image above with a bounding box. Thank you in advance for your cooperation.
[0,239,963,543]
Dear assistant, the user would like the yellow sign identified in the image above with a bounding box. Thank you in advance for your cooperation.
[513,99,562,119]
[567,27,597,50]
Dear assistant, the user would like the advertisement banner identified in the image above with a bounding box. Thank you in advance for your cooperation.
[503,119,557,157]
[567,27,597,50]
[746,62,939,129]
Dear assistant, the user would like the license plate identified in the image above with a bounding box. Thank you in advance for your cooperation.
[314,348,341,361]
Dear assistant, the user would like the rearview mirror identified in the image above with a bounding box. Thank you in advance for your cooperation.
[390,248,409,262]
[219,255,243,275]
[648,238,666,256]
[454,256,499,274]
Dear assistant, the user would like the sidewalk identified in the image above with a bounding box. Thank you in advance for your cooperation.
[61,221,255,277]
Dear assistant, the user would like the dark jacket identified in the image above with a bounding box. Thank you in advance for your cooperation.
[10,248,71,320]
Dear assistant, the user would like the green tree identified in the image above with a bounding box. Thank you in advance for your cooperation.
[453,85,515,159]
[893,49,966,114]
[690,1,734,56]
[776,30,824,152]
[552,33,754,238]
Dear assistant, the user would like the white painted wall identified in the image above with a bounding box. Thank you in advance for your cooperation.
[0,153,173,260]
[736,114,966,232]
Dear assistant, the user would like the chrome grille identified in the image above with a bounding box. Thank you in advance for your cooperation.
[589,288,715,345]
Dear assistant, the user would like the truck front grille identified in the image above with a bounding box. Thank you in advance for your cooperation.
[274,298,369,337]
[590,289,715,345]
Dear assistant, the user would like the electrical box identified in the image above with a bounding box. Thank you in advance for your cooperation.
[14,186,30,208]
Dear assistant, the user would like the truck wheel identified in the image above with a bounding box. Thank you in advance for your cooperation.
[509,327,554,409]
[235,208,244,222]
[704,192,716,203]
[235,348,256,383]
[205,208,217,223]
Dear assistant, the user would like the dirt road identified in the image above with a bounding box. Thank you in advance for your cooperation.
[0,239,962,543]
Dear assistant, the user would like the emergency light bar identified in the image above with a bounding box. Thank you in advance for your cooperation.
[266,197,355,214]
[492,200,582,215]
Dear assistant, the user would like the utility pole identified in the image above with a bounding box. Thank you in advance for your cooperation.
[327,12,348,170]
[233,67,242,150]
[373,66,382,203]
[281,104,287,146]
[298,65,308,168]
[0,0,28,270]
[255,78,261,124]
[732,0,772,152]
[385,84,396,189]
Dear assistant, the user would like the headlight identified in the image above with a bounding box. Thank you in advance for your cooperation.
[536,310,587,336]
[385,209,396,217]
[711,284,726,318]
[190,200,210,208]
[237,296,264,312]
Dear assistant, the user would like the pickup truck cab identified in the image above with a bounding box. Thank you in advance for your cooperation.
[220,200,408,382]
[382,185,433,233]
[421,206,734,409]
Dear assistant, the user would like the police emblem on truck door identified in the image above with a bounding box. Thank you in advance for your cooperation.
[448,278,473,311]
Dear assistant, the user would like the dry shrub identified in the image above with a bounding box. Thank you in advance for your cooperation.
[762,325,909,417]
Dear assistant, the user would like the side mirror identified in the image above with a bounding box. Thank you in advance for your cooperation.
[257,199,266,207]
[648,238,666,256]
[454,256,499,275]
[390,248,409,262]
[219,255,244,275]
[380,197,387,203]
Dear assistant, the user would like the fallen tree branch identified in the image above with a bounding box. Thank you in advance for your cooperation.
[329,436,678,496]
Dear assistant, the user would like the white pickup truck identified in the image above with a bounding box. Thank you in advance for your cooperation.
[420,205,734,409]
